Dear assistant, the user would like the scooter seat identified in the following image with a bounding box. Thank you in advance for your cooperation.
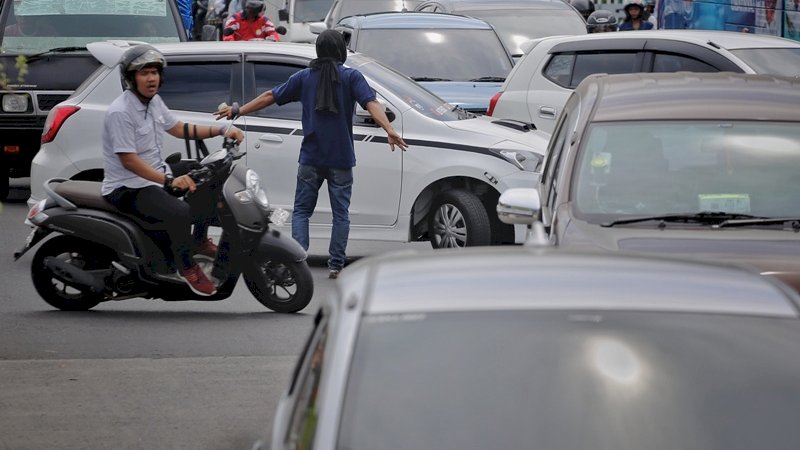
[54,181,119,213]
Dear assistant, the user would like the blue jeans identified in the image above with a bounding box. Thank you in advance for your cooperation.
[291,164,353,272]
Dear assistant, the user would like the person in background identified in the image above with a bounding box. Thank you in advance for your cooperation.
[214,30,408,279]
[619,0,654,30]
[176,0,194,39]
[222,0,281,41]
[586,10,619,32]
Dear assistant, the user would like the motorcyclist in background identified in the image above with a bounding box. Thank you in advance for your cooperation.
[586,10,619,32]
[222,0,282,41]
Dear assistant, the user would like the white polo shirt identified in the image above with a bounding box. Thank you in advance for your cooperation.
[101,90,179,195]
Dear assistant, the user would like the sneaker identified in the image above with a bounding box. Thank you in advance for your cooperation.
[178,264,218,296]
[328,270,340,279]
[195,238,218,259]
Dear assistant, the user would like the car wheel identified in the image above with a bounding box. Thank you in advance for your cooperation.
[428,189,491,249]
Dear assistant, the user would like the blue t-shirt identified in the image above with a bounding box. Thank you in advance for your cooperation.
[272,64,376,169]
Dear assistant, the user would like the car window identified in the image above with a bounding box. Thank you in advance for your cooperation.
[652,53,717,73]
[544,53,575,88]
[542,111,571,221]
[285,312,328,449]
[464,10,587,56]
[350,54,463,121]
[355,29,513,81]
[159,62,233,113]
[573,120,800,219]
[570,52,640,88]
[252,62,306,121]
[0,0,182,53]
[728,48,800,77]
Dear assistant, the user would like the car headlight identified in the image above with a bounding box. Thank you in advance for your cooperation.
[235,169,270,208]
[492,148,543,172]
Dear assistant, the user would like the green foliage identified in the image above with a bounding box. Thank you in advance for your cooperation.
[0,55,28,89]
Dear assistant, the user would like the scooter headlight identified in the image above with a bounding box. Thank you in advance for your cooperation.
[235,169,270,208]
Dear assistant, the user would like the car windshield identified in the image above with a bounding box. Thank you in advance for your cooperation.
[465,9,586,56]
[729,48,800,77]
[0,0,181,54]
[338,310,800,449]
[355,28,513,81]
[339,0,418,17]
[349,53,463,121]
[572,121,800,221]
[293,0,332,22]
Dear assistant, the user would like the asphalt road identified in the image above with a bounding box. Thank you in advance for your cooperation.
[0,180,428,450]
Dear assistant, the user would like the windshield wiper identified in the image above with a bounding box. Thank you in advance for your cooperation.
[412,76,451,82]
[26,46,87,62]
[469,76,506,82]
[717,217,800,229]
[601,211,766,228]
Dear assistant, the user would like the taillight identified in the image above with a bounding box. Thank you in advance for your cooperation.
[41,105,80,144]
[486,91,502,117]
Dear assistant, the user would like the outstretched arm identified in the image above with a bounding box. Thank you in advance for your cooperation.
[214,90,276,120]
[166,121,244,143]
[366,100,408,152]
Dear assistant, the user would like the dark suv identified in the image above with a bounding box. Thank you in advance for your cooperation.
[498,72,800,292]
[0,0,187,199]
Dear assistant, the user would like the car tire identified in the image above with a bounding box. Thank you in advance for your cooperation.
[428,189,491,249]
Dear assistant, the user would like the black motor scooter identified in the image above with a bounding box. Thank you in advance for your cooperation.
[14,125,313,312]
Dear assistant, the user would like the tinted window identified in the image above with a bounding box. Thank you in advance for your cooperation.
[573,121,800,219]
[0,0,181,54]
[544,53,575,88]
[160,63,232,112]
[729,48,800,76]
[464,9,586,56]
[339,310,800,449]
[285,316,328,449]
[293,0,332,22]
[253,63,305,121]
[571,52,640,88]
[355,29,513,81]
[653,53,717,72]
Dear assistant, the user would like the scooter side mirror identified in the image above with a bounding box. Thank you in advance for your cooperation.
[165,152,182,165]
[275,25,287,35]
[278,8,289,21]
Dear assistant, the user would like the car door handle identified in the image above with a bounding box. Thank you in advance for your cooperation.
[538,106,557,119]
[258,134,284,143]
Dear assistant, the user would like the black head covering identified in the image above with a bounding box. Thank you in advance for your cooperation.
[309,30,347,114]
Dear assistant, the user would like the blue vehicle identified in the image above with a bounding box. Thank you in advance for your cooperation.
[654,0,800,41]
[333,12,514,114]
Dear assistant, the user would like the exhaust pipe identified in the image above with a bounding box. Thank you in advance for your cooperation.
[44,257,106,294]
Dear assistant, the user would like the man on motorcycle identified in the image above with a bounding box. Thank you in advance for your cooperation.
[101,44,244,296]
[222,0,281,41]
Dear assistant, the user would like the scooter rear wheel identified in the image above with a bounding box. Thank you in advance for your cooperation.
[244,255,313,313]
[31,236,112,311]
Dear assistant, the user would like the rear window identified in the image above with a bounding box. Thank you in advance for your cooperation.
[1,0,182,54]
[729,48,800,76]
[338,310,800,450]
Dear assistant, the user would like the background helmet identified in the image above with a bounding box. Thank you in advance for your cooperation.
[568,0,596,20]
[623,0,645,18]
[243,0,265,19]
[119,44,166,91]
[586,10,619,32]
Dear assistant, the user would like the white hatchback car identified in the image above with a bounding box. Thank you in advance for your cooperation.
[487,30,800,134]
[30,40,550,248]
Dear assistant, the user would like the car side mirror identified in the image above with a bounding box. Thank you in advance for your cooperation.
[309,22,326,35]
[278,8,289,21]
[497,188,548,246]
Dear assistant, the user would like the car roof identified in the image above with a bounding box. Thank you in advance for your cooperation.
[521,29,800,54]
[345,11,494,29]
[580,72,800,122]
[88,40,319,68]
[338,247,800,317]
[423,0,579,11]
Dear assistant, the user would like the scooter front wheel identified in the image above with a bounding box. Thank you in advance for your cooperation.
[31,236,112,311]
[244,255,313,313]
